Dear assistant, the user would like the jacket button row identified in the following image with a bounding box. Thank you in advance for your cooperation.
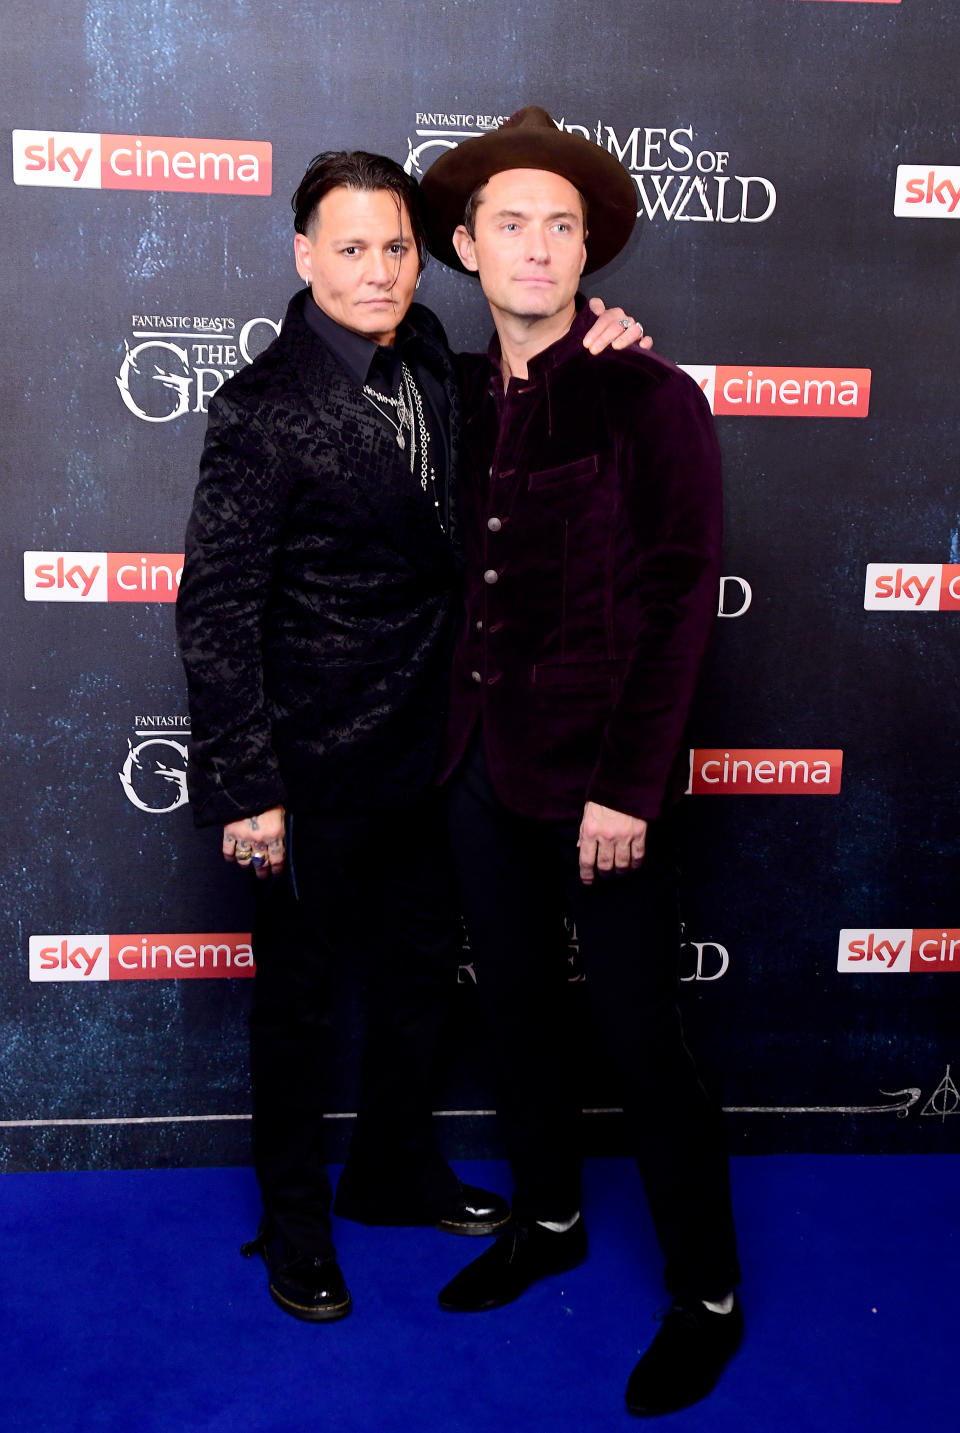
[483,569,499,585]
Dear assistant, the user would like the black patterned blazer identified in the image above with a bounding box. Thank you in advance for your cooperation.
[176,288,462,827]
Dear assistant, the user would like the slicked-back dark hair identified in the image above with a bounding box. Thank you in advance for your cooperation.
[291,150,428,270]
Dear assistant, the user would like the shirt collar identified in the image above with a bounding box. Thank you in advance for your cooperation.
[303,292,402,389]
[485,294,594,385]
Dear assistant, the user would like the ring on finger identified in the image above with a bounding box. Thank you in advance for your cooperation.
[618,317,632,331]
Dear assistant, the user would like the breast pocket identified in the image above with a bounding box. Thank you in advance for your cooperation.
[525,455,616,531]
[527,454,600,493]
[532,657,628,691]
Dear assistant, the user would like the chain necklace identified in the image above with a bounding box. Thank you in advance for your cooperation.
[363,362,445,533]
[362,376,411,449]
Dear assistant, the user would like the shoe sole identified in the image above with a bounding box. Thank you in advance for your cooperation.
[626,1385,723,1418]
[626,1396,703,1417]
[434,1213,512,1237]
[268,1282,353,1323]
[336,1208,511,1236]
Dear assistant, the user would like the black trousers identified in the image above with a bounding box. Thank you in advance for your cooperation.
[249,794,462,1258]
[446,733,740,1303]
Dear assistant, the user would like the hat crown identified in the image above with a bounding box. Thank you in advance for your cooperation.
[420,103,638,276]
[502,106,556,134]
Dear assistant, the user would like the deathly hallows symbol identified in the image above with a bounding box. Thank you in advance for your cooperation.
[920,1065,959,1123]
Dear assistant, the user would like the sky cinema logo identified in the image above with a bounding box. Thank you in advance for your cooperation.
[12,130,271,195]
[679,366,871,418]
[29,934,254,982]
[894,166,960,219]
[838,930,960,974]
[864,565,960,611]
[23,552,184,602]
[689,749,843,795]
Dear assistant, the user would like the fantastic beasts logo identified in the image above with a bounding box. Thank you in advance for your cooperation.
[119,716,191,813]
[116,312,280,422]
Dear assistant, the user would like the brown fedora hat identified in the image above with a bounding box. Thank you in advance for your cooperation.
[419,105,638,276]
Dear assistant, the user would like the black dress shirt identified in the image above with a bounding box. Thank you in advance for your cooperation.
[303,293,449,521]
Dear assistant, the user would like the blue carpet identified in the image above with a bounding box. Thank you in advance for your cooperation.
[1,1156,956,1433]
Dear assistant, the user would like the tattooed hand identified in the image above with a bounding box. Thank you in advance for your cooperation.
[222,806,286,878]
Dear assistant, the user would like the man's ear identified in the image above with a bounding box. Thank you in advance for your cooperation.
[293,232,311,283]
[452,225,479,273]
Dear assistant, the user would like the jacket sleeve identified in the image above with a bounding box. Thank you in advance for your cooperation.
[585,367,722,821]
[175,387,291,827]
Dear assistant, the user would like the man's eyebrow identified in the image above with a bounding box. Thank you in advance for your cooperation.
[327,233,409,244]
[488,207,580,222]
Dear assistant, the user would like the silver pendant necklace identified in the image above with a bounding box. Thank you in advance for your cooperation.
[362,377,411,449]
[364,362,445,534]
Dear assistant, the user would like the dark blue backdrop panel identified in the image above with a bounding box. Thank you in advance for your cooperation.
[2,0,957,1169]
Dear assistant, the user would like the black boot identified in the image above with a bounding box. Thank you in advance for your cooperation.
[241,1221,352,1323]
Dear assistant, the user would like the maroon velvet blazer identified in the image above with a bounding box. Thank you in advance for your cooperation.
[441,304,722,823]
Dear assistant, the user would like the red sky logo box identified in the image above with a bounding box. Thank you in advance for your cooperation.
[24,552,184,602]
[894,166,960,219]
[864,565,960,611]
[12,130,271,195]
[689,750,843,794]
[838,930,960,973]
[679,366,870,417]
[29,934,254,981]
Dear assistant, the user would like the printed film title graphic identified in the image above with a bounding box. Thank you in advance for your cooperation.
[116,110,778,423]
[405,112,777,224]
[117,313,279,422]
[119,715,191,815]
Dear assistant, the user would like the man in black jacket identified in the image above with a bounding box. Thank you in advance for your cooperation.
[176,149,640,1322]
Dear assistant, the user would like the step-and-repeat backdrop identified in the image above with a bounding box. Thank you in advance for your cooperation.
[3,0,957,1171]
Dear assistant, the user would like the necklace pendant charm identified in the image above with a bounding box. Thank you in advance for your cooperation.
[397,432,405,450]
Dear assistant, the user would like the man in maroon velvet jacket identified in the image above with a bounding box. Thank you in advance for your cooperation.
[420,109,742,1418]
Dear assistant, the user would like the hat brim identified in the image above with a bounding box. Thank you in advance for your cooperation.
[420,122,638,276]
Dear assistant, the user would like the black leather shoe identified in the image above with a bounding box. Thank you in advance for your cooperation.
[434,1184,511,1237]
[334,1176,510,1236]
[241,1223,352,1323]
[438,1218,587,1311]
[625,1294,743,1416]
